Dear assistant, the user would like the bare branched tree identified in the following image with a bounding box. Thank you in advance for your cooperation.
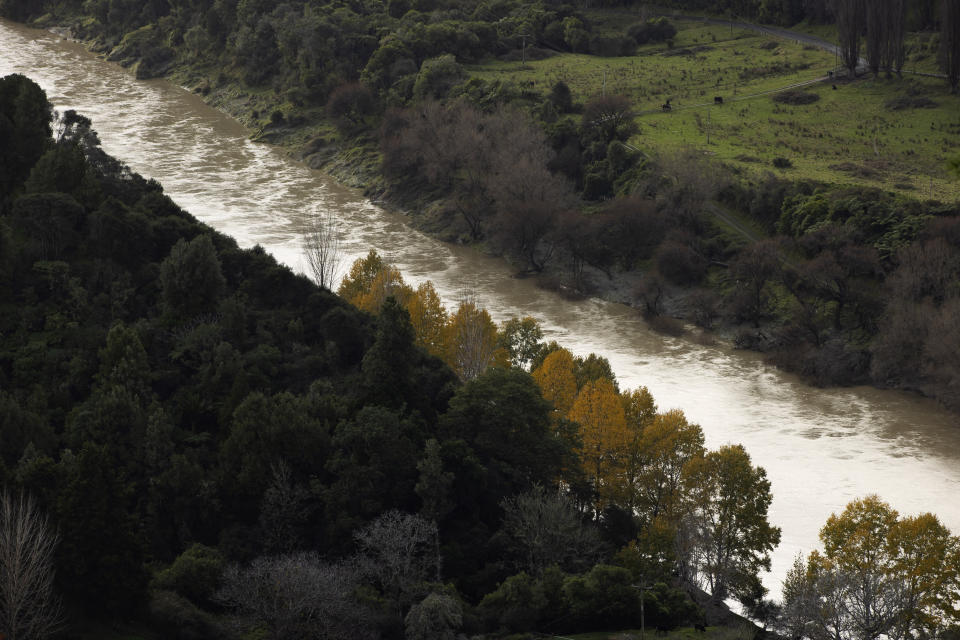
[499,484,603,576]
[354,510,439,615]
[0,491,62,640]
[302,208,343,290]
[259,461,310,554]
[217,552,373,640]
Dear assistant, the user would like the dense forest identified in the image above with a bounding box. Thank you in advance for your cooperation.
[3,71,959,640]
[4,0,960,628]
[0,71,761,638]
[4,0,959,412]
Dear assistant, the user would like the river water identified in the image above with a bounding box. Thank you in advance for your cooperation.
[2,19,958,596]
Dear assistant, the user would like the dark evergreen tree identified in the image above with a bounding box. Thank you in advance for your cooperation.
[361,296,417,409]
[0,74,52,201]
[159,234,226,318]
[55,444,148,617]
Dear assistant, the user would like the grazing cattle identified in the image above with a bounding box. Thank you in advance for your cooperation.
[655,625,671,636]
[714,96,723,104]
[662,98,672,111]
[695,623,707,633]
[832,84,837,90]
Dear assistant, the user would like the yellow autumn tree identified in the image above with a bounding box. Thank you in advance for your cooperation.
[353,266,414,314]
[635,409,704,524]
[887,512,960,634]
[532,348,578,419]
[622,387,656,430]
[784,496,960,638]
[443,298,505,381]
[406,281,447,357]
[568,378,630,515]
[613,386,658,512]
[338,249,385,305]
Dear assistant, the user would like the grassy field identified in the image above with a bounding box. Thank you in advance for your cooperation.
[467,18,960,201]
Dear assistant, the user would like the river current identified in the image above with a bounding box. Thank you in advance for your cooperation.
[2,18,958,595]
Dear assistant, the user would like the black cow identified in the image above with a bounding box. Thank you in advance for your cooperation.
[714,96,723,104]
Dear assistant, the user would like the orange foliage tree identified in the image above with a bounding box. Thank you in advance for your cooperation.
[354,266,413,314]
[613,387,658,513]
[567,378,630,515]
[337,249,385,305]
[784,495,960,639]
[407,281,447,357]
[443,297,504,381]
[532,348,578,419]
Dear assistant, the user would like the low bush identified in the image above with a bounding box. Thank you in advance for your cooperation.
[884,95,938,110]
[627,18,677,45]
[152,544,225,606]
[772,89,820,105]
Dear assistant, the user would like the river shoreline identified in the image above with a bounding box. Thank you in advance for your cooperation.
[13,15,959,404]
[6,16,960,599]
[17,7,960,411]
[65,22,744,341]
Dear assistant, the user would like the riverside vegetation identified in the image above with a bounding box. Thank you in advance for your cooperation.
[4,0,960,409]
[2,72,960,640]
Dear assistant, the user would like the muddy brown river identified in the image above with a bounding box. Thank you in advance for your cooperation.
[2,18,958,596]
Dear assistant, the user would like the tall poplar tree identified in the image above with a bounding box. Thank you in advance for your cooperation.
[866,0,906,76]
[568,378,630,516]
[835,0,865,74]
[943,0,960,92]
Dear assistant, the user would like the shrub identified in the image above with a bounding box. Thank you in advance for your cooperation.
[589,35,635,57]
[627,18,677,45]
[772,156,793,169]
[152,544,225,606]
[772,89,820,105]
[478,572,545,633]
[583,172,613,200]
[412,54,465,100]
[884,95,938,110]
[549,80,573,113]
[655,240,707,285]
[149,590,225,640]
[326,82,376,131]
[563,565,638,631]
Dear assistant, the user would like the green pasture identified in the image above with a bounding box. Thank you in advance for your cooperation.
[640,74,960,200]
[467,19,960,201]
[469,21,829,106]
